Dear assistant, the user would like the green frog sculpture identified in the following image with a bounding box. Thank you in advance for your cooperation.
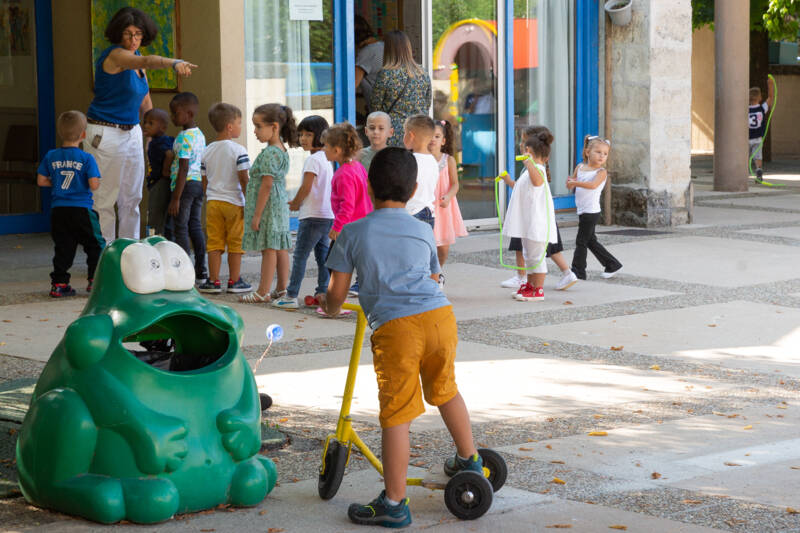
[16,237,277,523]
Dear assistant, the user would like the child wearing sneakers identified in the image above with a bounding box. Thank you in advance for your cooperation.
[198,102,252,294]
[567,135,622,280]
[167,92,207,283]
[403,114,439,229]
[36,110,105,297]
[502,131,558,301]
[319,147,483,528]
[501,126,577,291]
[272,115,334,309]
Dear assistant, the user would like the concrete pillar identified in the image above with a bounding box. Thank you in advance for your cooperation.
[219,0,247,145]
[607,0,693,227]
[713,0,749,191]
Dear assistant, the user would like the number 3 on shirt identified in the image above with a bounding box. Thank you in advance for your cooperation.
[60,170,75,190]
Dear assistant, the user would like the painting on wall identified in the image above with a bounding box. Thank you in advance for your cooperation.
[90,0,180,91]
[0,0,32,57]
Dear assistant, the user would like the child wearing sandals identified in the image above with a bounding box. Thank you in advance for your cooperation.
[240,103,299,303]
[500,126,577,292]
[430,119,467,288]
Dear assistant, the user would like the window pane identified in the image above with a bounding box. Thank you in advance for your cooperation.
[432,1,498,220]
[514,0,573,196]
[244,0,333,195]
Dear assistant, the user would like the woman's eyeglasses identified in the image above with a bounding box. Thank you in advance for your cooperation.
[122,31,144,40]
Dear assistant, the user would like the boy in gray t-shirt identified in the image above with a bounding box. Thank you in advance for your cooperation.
[320,147,484,528]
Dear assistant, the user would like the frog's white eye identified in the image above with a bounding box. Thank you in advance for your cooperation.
[154,240,195,291]
[121,243,166,294]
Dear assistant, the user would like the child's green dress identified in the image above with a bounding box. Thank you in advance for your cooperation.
[242,145,291,251]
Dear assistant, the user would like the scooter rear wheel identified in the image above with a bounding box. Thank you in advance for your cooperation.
[318,440,347,500]
[478,448,508,492]
[444,470,493,520]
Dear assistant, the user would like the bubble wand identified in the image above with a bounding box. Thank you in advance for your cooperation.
[252,324,283,372]
[493,155,552,271]
[749,74,783,187]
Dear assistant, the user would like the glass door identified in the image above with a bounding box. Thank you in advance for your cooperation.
[432,1,498,221]
[244,0,334,198]
[0,0,42,223]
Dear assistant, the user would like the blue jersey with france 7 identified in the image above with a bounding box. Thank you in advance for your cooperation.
[37,147,100,209]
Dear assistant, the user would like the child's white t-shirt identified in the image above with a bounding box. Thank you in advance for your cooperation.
[406,153,439,216]
[574,165,605,215]
[501,163,558,244]
[201,140,250,206]
[298,150,334,220]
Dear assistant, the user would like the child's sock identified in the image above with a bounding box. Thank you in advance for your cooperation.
[457,454,470,461]
[385,496,401,506]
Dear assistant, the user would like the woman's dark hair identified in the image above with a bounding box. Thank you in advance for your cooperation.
[354,15,374,47]
[253,103,299,148]
[297,115,329,149]
[321,122,362,161]
[434,119,454,156]
[524,129,554,160]
[105,7,159,47]
[368,147,417,202]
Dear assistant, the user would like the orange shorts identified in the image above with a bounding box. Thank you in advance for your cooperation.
[370,305,459,428]
[206,200,244,253]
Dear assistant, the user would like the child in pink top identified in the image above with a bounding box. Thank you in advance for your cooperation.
[323,122,373,302]
[431,120,467,271]
[324,123,373,240]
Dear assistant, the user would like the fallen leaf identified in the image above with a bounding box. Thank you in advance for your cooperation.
[545,444,553,450]
[259,510,268,515]
[651,472,662,479]
[727,414,739,419]
[545,525,572,529]
[563,301,573,305]
[650,365,660,370]
[790,466,800,470]
[712,411,725,416]
[610,346,623,351]
[542,342,550,346]
[724,462,742,467]
[743,425,753,430]
[550,460,565,464]
[787,508,799,515]
[588,431,608,437]
[682,499,703,504]
[707,324,717,327]
[551,477,566,485]
[2,320,10,323]
[267,529,285,533]
[200,529,215,532]
[518,447,534,452]
[609,526,627,531]
[642,333,648,337]
[546,417,555,422]
[776,405,788,409]
[8,428,17,436]
[593,414,604,419]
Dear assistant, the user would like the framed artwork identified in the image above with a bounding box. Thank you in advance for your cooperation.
[90,0,180,92]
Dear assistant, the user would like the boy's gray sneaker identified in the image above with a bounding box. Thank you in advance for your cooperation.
[556,270,578,290]
[198,279,222,293]
[271,296,299,310]
[348,490,412,528]
[270,289,287,300]
[227,277,252,293]
[443,452,484,477]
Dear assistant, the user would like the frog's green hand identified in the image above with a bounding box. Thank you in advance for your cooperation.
[216,373,261,461]
[64,315,113,369]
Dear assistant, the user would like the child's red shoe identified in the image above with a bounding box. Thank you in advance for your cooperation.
[514,283,544,301]
[304,295,319,307]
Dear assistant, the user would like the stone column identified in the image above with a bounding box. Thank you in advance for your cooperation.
[607,0,693,227]
[713,0,750,191]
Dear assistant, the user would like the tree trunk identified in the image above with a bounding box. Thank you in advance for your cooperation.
[749,30,770,162]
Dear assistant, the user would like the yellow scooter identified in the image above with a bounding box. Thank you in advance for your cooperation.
[317,303,507,520]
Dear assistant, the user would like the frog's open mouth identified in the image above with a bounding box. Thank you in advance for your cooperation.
[123,313,231,372]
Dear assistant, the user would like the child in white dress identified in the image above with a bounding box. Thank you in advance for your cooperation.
[502,130,558,301]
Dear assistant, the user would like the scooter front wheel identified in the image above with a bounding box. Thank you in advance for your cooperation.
[318,439,347,499]
[444,470,493,520]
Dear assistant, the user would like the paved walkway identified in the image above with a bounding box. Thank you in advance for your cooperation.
[1,173,799,532]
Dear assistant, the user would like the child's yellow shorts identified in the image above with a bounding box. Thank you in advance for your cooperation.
[369,305,458,428]
[206,200,244,253]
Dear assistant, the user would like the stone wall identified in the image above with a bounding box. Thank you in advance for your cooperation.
[607,0,693,227]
